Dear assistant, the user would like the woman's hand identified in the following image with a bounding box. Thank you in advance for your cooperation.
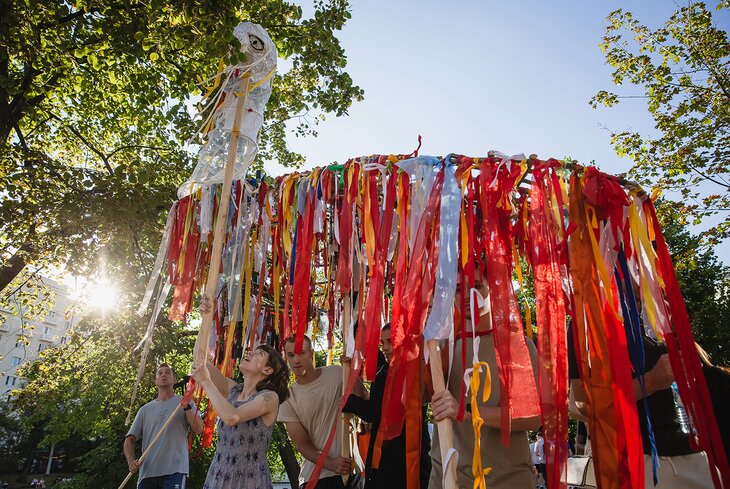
[192,362,212,385]
[200,295,213,315]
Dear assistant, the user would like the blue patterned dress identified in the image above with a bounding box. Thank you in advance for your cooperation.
[203,384,275,489]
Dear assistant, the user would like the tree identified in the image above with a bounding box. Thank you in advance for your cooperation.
[591,3,730,244]
[0,0,363,293]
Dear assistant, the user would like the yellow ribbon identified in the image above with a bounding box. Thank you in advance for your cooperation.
[470,361,492,489]
[513,241,533,340]
[627,197,662,338]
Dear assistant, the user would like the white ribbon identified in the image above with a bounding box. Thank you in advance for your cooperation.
[424,162,460,341]
[137,205,176,317]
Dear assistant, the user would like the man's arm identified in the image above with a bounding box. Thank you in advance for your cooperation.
[285,421,351,475]
[569,353,675,422]
[184,405,205,434]
[123,436,141,473]
[431,390,541,431]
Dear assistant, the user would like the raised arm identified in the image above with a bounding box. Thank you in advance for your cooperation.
[285,421,351,475]
[192,363,277,426]
[205,361,237,398]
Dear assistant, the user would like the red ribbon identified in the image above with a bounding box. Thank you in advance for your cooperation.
[479,159,540,445]
[362,171,397,380]
[647,200,730,488]
[528,163,570,489]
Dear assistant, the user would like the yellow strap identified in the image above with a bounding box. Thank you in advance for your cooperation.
[627,199,662,338]
[248,65,276,91]
[513,242,533,340]
[470,362,492,489]
[240,231,255,342]
[200,57,226,100]
[585,206,620,319]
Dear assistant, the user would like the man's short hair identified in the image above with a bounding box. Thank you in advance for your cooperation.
[157,363,175,377]
[382,323,391,332]
[285,334,312,350]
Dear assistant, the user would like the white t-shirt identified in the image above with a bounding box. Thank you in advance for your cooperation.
[278,365,343,485]
[530,441,540,464]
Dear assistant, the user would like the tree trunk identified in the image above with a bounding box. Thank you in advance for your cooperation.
[276,423,300,489]
[0,242,33,293]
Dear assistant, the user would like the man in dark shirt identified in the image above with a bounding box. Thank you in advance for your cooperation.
[344,325,431,489]
[568,327,713,488]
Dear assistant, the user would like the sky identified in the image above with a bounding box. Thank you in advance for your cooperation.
[265,0,730,263]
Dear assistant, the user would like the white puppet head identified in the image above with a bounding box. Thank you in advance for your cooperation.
[178,21,277,198]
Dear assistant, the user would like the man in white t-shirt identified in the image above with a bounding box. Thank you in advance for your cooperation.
[278,335,366,489]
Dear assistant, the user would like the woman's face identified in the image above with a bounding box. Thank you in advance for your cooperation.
[240,347,270,376]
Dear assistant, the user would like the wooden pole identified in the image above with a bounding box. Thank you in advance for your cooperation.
[118,77,251,489]
[428,339,458,489]
[341,295,352,483]
[117,405,183,489]
[194,75,251,362]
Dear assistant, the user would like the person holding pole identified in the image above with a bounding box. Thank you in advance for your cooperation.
[124,364,204,489]
[278,334,366,489]
[344,324,432,489]
[191,342,290,489]
[429,275,541,489]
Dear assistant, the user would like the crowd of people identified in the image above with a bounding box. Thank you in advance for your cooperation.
[123,272,727,489]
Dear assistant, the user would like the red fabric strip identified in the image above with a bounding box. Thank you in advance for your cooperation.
[647,200,730,488]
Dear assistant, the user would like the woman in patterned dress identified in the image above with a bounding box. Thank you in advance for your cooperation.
[192,343,289,489]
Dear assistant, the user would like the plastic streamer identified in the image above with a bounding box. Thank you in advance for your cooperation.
[424,160,460,341]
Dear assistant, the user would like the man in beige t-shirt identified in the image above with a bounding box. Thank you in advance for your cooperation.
[278,335,355,489]
[430,277,541,489]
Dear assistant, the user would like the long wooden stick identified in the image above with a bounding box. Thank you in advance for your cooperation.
[428,340,458,489]
[119,78,251,489]
[117,404,183,489]
[341,295,352,483]
[194,76,251,362]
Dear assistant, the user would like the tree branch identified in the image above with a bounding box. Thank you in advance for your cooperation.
[48,113,113,174]
[107,145,172,160]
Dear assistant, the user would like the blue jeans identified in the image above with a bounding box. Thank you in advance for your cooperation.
[138,473,186,489]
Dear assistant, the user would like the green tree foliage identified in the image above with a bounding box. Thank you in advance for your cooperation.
[0,0,363,292]
[591,3,730,243]
[10,309,217,487]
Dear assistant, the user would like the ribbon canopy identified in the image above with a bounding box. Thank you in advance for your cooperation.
[138,151,728,489]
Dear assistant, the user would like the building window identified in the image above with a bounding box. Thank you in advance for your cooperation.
[37,344,49,352]
[5,376,16,386]
[11,357,21,366]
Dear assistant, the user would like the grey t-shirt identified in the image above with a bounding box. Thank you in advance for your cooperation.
[126,395,197,482]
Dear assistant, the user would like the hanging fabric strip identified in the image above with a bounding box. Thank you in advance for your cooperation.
[616,248,659,484]
[568,173,620,489]
[647,200,730,489]
[423,160,460,341]
[362,170,397,380]
[479,158,540,446]
[380,166,443,442]
[528,163,569,489]
[137,205,176,317]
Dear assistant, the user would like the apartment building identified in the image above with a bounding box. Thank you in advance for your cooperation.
[0,279,77,400]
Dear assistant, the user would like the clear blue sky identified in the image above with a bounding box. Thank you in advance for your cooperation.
[267,1,730,263]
